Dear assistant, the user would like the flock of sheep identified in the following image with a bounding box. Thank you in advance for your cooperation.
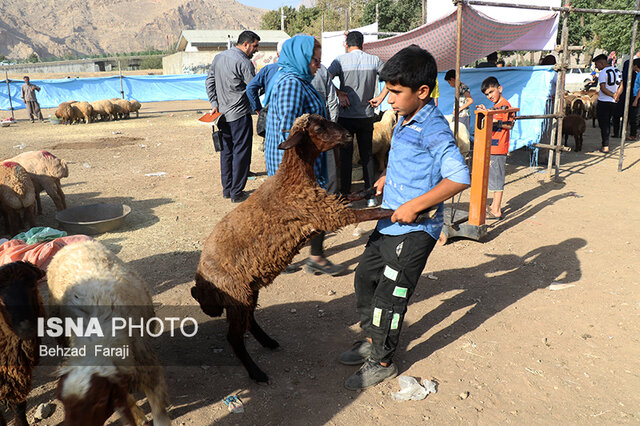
[562,88,598,151]
[55,99,141,124]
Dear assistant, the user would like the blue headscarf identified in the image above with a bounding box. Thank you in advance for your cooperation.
[263,35,316,106]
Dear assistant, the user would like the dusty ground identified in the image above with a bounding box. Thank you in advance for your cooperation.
[1,100,639,425]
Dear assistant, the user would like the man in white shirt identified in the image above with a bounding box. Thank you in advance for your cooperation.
[593,54,622,153]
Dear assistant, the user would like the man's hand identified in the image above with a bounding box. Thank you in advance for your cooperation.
[369,95,383,108]
[211,107,219,114]
[477,104,487,111]
[374,175,386,196]
[634,99,638,107]
[337,90,350,107]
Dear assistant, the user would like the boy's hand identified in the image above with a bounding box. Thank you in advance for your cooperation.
[391,202,419,224]
[476,105,487,110]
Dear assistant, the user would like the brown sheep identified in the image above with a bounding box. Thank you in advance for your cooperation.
[0,162,36,236]
[7,151,68,214]
[129,99,141,118]
[110,98,131,119]
[55,101,76,125]
[0,261,46,426]
[191,114,394,383]
[70,101,93,123]
[563,114,586,152]
[89,99,115,121]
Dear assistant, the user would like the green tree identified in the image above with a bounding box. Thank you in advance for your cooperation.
[140,56,163,69]
[27,52,39,63]
[361,0,421,33]
[591,0,637,55]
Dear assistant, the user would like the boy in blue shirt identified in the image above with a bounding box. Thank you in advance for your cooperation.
[340,46,471,390]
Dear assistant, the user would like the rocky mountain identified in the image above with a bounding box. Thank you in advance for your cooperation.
[0,0,266,59]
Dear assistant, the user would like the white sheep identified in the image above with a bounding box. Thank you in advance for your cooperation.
[47,241,171,426]
[7,150,68,214]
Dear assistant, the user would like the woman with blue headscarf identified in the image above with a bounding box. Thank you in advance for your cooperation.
[263,35,344,276]
[263,35,326,176]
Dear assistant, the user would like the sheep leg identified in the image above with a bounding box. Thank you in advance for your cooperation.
[56,180,67,210]
[248,290,279,349]
[123,393,147,426]
[140,377,171,426]
[9,401,28,426]
[226,307,269,383]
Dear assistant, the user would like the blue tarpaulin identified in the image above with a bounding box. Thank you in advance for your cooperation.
[2,67,555,152]
[0,74,208,111]
[380,65,556,152]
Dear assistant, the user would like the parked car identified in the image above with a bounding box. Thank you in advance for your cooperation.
[565,67,594,89]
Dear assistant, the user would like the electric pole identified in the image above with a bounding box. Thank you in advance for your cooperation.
[281,8,286,32]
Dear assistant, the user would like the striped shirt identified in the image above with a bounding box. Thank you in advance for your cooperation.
[264,73,327,183]
[328,49,384,119]
[377,100,470,240]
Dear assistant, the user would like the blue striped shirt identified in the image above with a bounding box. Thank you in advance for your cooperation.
[263,73,327,183]
[377,100,470,239]
[328,50,384,119]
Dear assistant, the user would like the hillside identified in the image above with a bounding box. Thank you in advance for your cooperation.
[0,0,266,59]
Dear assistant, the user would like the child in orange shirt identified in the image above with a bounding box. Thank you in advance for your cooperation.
[479,76,514,219]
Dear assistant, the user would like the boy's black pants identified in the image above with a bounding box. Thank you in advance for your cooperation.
[354,229,437,364]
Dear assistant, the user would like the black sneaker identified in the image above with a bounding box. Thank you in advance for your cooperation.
[231,191,249,203]
[339,340,372,365]
[304,259,346,276]
[344,358,398,390]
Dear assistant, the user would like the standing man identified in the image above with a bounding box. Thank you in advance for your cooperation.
[21,76,44,123]
[206,30,260,203]
[328,31,384,207]
[593,53,623,154]
[477,52,498,68]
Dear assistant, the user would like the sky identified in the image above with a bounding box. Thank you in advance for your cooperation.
[237,0,300,10]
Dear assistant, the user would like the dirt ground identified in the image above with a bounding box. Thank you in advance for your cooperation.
[1,100,639,425]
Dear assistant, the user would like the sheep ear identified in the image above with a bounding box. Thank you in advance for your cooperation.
[278,131,305,150]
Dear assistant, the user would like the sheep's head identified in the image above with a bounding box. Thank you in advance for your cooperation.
[57,368,136,426]
[278,114,351,155]
[0,261,44,339]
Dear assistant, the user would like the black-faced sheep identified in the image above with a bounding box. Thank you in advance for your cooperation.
[0,162,36,236]
[563,114,586,152]
[191,114,394,383]
[7,151,68,215]
[0,261,46,426]
[47,241,171,426]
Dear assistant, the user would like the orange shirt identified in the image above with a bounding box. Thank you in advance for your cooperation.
[490,97,514,155]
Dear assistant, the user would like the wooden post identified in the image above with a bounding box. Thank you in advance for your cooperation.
[5,71,14,120]
[469,107,520,226]
[553,10,570,180]
[118,59,125,99]
[453,1,463,142]
[619,0,640,172]
[546,10,569,181]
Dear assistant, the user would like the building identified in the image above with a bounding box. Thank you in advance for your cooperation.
[162,30,290,75]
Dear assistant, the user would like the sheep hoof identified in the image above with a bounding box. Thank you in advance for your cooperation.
[250,370,269,384]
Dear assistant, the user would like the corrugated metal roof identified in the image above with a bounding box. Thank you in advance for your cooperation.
[178,30,290,51]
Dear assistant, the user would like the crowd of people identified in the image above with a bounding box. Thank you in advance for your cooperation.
[204,31,536,390]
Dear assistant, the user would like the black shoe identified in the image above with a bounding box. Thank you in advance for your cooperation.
[344,358,398,390]
[339,340,373,365]
[223,193,230,199]
[281,264,299,274]
[231,191,249,203]
[304,259,346,276]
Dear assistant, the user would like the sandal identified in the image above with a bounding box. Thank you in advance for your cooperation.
[486,210,502,221]
[598,147,610,154]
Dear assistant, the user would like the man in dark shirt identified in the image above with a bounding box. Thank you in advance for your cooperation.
[477,52,498,68]
[206,31,260,203]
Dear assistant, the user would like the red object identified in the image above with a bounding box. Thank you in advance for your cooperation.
[199,111,221,124]
[0,235,93,271]
[2,161,19,168]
